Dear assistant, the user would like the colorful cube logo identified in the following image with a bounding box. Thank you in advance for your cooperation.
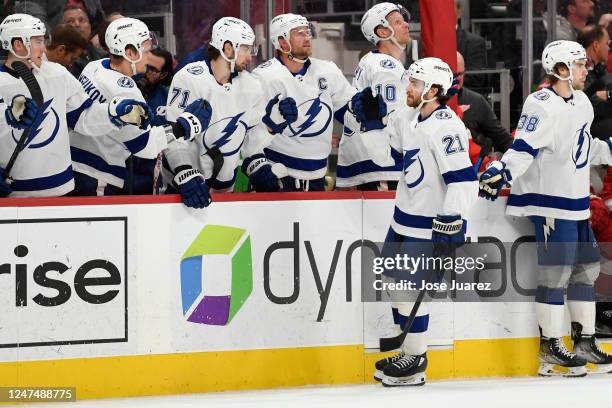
[180,225,252,325]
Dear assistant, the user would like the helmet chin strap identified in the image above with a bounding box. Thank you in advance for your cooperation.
[386,26,406,51]
[125,50,144,76]
[416,86,436,111]
[10,40,41,71]
[281,42,308,64]
[219,45,238,73]
[552,63,575,93]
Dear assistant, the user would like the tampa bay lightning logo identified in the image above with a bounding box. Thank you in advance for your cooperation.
[287,95,333,138]
[117,77,135,88]
[257,60,273,69]
[534,91,550,101]
[380,59,396,69]
[187,65,205,75]
[202,112,248,156]
[435,110,452,120]
[572,123,591,169]
[403,148,424,188]
[11,98,60,149]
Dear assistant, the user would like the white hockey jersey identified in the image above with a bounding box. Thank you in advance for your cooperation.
[0,60,119,197]
[251,57,356,180]
[502,87,612,220]
[337,51,408,187]
[389,105,478,239]
[163,60,266,191]
[70,59,169,188]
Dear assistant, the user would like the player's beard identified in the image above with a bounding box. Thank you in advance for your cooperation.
[406,92,421,108]
[292,45,312,61]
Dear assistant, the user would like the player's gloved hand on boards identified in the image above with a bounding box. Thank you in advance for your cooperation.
[5,95,39,129]
[431,214,465,261]
[478,160,512,201]
[108,97,153,129]
[349,86,387,131]
[174,168,212,208]
[262,94,298,134]
[176,98,212,141]
[0,166,12,198]
[241,154,280,192]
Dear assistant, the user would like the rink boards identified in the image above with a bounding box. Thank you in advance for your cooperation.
[0,192,609,399]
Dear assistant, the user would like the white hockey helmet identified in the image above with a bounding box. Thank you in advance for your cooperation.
[210,17,257,72]
[407,57,453,108]
[105,17,153,61]
[0,13,46,59]
[541,40,587,83]
[269,13,310,50]
[361,3,410,46]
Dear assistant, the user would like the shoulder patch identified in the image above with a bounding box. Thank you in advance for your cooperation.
[186,65,205,75]
[380,59,396,69]
[533,90,550,101]
[257,60,273,69]
[435,110,452,120]
[117,77,135,88]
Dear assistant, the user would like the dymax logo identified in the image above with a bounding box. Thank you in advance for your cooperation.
[180,225,252,325]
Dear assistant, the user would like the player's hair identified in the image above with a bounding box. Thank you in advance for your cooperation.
[207,44,221,61]
[545,62,569,85]
[431,85,450,105]
[47,24,88,53]
[577,25,606,50]
[558,0,575,18]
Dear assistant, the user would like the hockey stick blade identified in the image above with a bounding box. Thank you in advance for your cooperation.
[5,61,45,178]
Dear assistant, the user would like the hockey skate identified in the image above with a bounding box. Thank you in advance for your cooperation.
[374,352,404,381]
[381,353,427,387]
[595,303,612,337]
[572,322,612,374]
[538,336,587,377]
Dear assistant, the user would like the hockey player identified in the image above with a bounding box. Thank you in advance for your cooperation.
[245,13,388,192]
[336,2,410,190]
[479,40,612,376]
[162,17,298,206]
[69,17,212,197]
[0,14,149,197]
[375,58,478,386]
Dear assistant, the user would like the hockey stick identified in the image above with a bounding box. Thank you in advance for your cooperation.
[379,249,448,352]
[4,61,44,178]
[473,138,493,173]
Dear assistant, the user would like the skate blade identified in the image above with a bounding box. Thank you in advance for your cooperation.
[538,363,587,377]
[586,362,612,375]
[381,373,426,387]
[374,370,384,382]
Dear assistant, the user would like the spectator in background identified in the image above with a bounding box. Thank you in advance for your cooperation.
[14,0,105,33]
[455,0,486,89]
[556,0,612,40]
[456,51,513,153]
[578,25,612,140]
[45,23,88,69]
[63,5,105,77]
[124,47,174,195]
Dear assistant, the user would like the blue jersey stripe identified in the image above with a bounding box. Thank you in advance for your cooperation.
[71,146,127,180]
[66,97,94,129]
[10,165,73,191]
[264,148,327,172]
[337,148,402,178]
[508,193,589,211]
[124,130,150,154]
[442,166,478,185]
[510,139,539,158]
[393,207,434,229]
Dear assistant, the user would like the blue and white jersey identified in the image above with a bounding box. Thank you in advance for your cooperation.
[337,51,408,187]
[0,60,118,197]
[502,87,612,220]
[388,105,478,239]
[251,57,356,180]
[70,59,169,189]
[163,59,266,191]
